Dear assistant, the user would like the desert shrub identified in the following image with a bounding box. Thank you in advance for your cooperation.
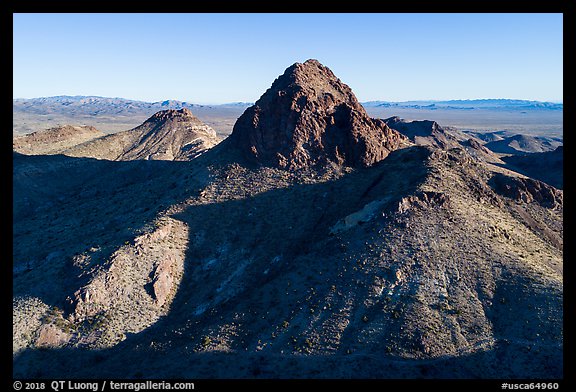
[202,336,211,347]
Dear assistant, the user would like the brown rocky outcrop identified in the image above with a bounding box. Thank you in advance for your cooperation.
[383,116,460,150]
[229,59,408,170]
[151,255,177,307]
[464,138,490,152]
[490,173,562,208]
[397,191,450,214]
[62,218,188,348]
[35,324,71,348]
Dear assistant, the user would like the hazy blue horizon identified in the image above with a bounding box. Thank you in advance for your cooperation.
[13,13,563,104]
[11,95,564,105]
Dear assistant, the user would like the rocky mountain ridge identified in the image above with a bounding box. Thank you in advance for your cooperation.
[15,108,220,161]
[13,59,563,379]
[13,125,104,155]
[484,134,562,154]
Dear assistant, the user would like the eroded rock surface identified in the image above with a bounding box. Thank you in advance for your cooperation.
[230,59,408,169]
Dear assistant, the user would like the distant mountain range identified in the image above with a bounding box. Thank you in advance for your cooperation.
[12,96,253,136]
[362,99,563,111]
[13,96,563,117]
[13,96,253,117]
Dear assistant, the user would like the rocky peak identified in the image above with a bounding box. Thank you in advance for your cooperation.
[148,108,202,125]
[230,59,408,170]
[116,108,218,161]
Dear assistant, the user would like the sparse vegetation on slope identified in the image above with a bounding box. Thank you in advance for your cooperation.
[13,125,104,155]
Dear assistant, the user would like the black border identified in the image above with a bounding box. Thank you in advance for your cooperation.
[9,1,567,13]
[8,1,570,389]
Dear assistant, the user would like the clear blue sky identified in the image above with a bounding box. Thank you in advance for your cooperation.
[13,13,563,104]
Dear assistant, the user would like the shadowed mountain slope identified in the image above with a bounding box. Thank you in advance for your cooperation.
[501,146,563,189]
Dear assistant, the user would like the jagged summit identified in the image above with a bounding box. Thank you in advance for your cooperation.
[230,59,408,170]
